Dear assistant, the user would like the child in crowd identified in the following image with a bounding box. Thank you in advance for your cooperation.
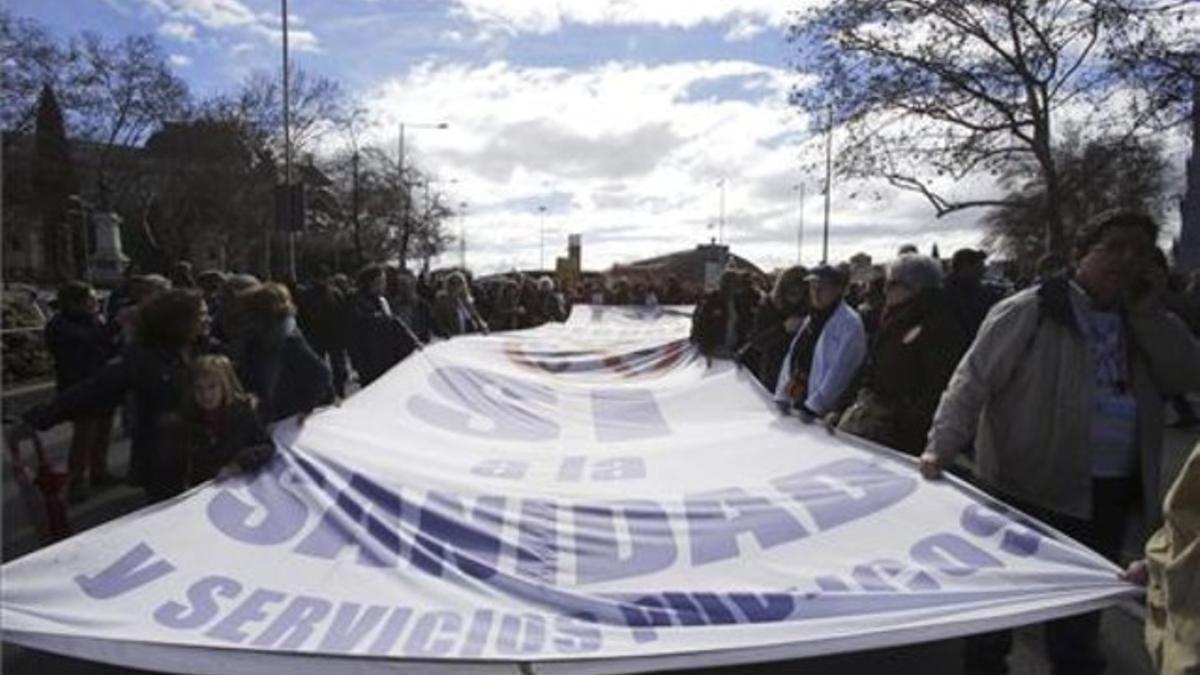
[166,355,272,496]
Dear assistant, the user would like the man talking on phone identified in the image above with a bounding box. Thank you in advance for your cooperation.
[919,211,1200,675]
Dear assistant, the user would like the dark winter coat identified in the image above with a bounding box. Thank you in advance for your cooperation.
[297,282,348,353]
[432,292,487,337]
[855,289,968,455]
[347,292,415,385]
[23,342,194,501]
[238,316,334,423]
[944,276,1002,339]
[691,290,756,358]
[44,309,117,392]
[391,297,434,343]
[745,296,807,389]
[185,399,271,485]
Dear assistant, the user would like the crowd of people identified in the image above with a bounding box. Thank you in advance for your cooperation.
[14,261,659,505]
[692,211,1200,675]
[6,209,1200,674]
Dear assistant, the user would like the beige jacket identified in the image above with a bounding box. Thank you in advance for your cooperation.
[1145,441,1200,675]
[927,278,1200,523]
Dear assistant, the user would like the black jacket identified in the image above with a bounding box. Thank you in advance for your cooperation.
[44,310,117,392]
[347,292,415,385]
[24,342,193,498]
[691,290,756,358]
[186,400,270,486]
[746,297,807,389]
[297,282,348,352]
[239,316,334,423]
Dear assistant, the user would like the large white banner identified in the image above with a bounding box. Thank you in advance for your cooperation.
[1,306,1136,674]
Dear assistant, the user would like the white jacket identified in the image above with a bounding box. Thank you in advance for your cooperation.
[776,301,867,415]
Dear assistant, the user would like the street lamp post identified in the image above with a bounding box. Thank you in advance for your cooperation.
[822,105,834,264]
[716,178,726,246]
[458,201,468,270]
[537,205,547,270]
[793,183,805,266]
[281,0,295,281]
[397,121,448,268]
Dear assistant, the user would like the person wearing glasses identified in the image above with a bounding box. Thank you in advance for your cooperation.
[920,211,1200,675]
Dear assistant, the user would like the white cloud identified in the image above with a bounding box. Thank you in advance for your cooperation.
[140,0,258,29]
[168,53,193,67]
[134,0,320,51]
[349,58,984,274]
[448,1,807,34]
[158,20,196,42]
[724,18,769,43]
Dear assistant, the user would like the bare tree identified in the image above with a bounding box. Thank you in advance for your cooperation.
[0,9,70,135]
[65,32,190,206]
[789,0,1198,257]
[209,63,346,168]
[983,131,1170,266]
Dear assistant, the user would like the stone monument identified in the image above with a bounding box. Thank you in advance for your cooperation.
[88,211,129,286]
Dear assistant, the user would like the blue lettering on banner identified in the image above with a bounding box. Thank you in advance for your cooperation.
[573,500,676,584]
[317,603,390,652]
[412,493,505,580]
[208,460,309,546]
[155,575,241,629]
[404,611,461,657]
[206,588,287,643]
[471,456,647,483]
[407,366,559,442]
[685,488,809,565]
[205,457,928,587]
[152,576,604,657]
[770,458,917,531]
[590,389,670,442]
[74,542,176,599]
[188,454,1116,650]
[406,366,673,442]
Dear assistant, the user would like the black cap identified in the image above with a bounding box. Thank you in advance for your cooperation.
[804,264,847,286]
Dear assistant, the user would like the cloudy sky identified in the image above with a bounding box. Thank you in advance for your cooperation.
[13,0,1193,273]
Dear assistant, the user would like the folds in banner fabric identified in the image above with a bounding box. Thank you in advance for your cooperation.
[0,306,1136,674]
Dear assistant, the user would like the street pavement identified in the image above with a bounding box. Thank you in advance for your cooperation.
[0,381,1193,675]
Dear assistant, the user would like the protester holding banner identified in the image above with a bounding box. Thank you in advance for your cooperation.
[538,276,568,323]
[298,266,350,399]
[1121,440,1200,675]
[387,269,434,345]
[774,264,867,422]
[235,283,334,424]
[179,355,272,487]
[837,255,966,455]
[691,269,757,360]
[347,265,410,385]
[742,265,809,389]
[921,211,1200,675]
[433,271,489,337]
[489,279,523,331]
[18,289,216,503]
